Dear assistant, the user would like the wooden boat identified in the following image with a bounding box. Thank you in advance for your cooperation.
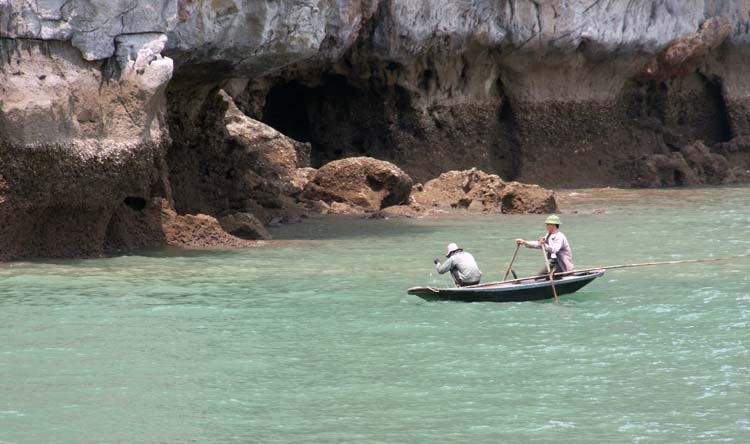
[407,269,605,302]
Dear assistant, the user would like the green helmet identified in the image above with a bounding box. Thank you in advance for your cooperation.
[545,214,561,225]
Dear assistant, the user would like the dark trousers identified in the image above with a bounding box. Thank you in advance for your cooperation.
[451,270,480,287]
[538,260,563,279]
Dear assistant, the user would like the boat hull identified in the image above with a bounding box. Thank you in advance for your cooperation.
[407,270,605,302]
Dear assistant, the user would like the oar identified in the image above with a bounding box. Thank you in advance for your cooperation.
[541,246,558,303]
[449,270,461,288]
[435,258,461,288]
[549,251,750,278]
[464,250,750,289]
[503,244,521,281]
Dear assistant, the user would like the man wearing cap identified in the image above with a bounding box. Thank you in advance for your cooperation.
[434,243,482,287]
[515,214,574,276]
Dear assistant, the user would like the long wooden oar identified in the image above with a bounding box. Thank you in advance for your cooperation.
[541,247,558,303]
[449,270,461,288]
[465,250,750,290]
[503,244,521,281]
[550,251,750,278]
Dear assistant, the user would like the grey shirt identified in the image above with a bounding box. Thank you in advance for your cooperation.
[436,250,482,284]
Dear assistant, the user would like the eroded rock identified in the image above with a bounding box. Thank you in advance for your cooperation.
[641,16,732,82]
[158,200,259,249]
[218,212,271,240]
[301,157,413,213]
[410,168,557,214]
[166,87,309,224]
[630,141,731,187]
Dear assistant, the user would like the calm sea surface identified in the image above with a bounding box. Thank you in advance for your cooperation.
[1,187,749,444]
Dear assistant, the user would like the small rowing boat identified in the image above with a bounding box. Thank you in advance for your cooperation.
[407,269,605,303]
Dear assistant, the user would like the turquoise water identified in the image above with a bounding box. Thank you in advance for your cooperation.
[1,187,749,443]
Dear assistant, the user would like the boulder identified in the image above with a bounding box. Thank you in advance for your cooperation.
[223,90,310,179]
[301,157,413,212]
[630,141,730,187]
[713,136,750,182]
[290,167,318,195]
[680,141,728,183]
[631,153,698,187]
[218,212,271,240]
[410,168,557,214]
[157,200,259,249]
[328,201,366,216]
[368,204,426,219]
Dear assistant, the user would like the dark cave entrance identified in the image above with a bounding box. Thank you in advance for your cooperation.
[262,74,372,167]
[704,77,733,142]
[262,80,315,144]
[625,75,734,147]
[496,88,521,181]
[123,196,147,211]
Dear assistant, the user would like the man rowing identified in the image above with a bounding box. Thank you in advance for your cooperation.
[434,243,482,287]
[516,214,574,277]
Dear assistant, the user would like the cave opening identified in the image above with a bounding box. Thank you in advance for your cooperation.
[703,77,733,143]
[495,77,521,181]
[123,196,147,211]
[262,80,315,144]
[261,74,382,167]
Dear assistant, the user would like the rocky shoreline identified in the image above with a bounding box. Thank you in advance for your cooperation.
[2,2,750,261]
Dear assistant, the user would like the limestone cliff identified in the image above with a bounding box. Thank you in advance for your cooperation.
[167,0,750,186]
[1,1,750,259]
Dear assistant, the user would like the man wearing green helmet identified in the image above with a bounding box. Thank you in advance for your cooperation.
[515,214,574,277]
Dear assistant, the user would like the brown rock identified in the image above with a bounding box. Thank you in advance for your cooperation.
[222,90,303,180]
[301,157,413,212]
[328,201,366,215]
[680,141,728,183]
[630,140,731,187]
[218,212,271,240]
[631,153,699,187]
[410,168,557,214]
[167,88,309,225]
[641,16,731,81]
[498,181,559,214]
[157,199,259,249]
[368,204,426,219]
[290,167,318,194]
[104,198,167,253]
[713,136,750,183]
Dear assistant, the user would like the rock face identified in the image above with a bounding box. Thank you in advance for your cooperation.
[629,141,732,187]
[167,0,750,188]
[641,16,733,82]
[0,34,173,261]
[166,86,310,225]
[2,1,750,260]
[105,198,258,252]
